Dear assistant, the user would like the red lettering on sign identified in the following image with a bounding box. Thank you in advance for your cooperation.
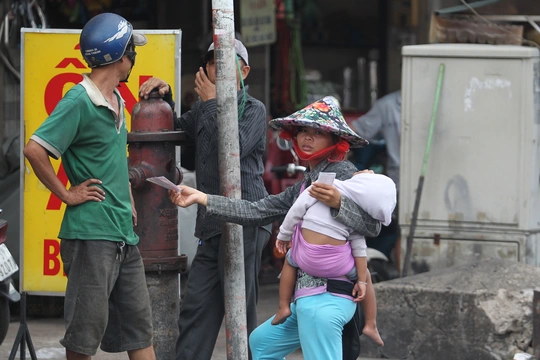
[139,75,152,88]
[44,74,151,116]
[43,239,61,276]
[56,58,87,69]
[117,83,137,115]
[46,163,68,210]
[44,73,83,116]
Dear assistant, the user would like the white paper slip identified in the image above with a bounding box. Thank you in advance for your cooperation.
[146,176,181,192]
[317,172,336,185]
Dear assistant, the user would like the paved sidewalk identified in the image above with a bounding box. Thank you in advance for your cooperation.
[0,283,379,359]
[0,284,299,360]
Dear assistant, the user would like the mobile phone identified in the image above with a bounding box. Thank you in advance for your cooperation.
[317,172,336,185]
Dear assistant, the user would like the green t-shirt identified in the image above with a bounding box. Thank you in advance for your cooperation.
[31,75,138,245]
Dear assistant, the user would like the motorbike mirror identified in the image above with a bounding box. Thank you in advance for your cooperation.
[276,137,292,151]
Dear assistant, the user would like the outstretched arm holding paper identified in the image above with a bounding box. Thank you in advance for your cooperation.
[146,176,181,192]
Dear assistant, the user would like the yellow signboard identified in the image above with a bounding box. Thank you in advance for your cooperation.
[21,29,181,294]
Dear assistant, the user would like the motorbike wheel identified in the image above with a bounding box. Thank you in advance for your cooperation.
[0,296,9,346]
[368,259,392,284]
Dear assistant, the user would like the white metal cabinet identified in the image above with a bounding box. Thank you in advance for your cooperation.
[399,44,540,271]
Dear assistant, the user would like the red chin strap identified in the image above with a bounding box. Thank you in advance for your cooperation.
[292,138,350,162]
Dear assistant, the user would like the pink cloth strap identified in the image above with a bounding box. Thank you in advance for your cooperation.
[290,221,354,278]
[299,180,307,194]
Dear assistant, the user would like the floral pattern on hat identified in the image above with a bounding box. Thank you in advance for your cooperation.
[269,96,368,148]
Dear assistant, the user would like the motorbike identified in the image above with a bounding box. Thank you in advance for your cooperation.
[0,208,20,346]
[366,248,393,283]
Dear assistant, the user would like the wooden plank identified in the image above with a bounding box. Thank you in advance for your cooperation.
[429,14,524,45]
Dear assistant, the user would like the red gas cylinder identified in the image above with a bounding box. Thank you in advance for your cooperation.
[132,91,174,132]
[127,90,190,272]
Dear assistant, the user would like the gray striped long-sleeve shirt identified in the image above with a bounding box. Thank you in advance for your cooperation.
[175,86,269,240]
[206,159,382,238]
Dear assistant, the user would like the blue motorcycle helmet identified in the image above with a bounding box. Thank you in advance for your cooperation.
[80,13,147,68]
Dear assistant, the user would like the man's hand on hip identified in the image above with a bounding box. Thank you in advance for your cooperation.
[65,178,105,206]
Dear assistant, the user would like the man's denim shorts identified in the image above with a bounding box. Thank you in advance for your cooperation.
[59,239,153,355]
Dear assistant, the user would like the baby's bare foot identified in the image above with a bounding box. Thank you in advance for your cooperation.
[363,325,384,346]
[271,307,292,325]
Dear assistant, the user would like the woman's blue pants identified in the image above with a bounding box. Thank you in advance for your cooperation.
[249,292,356,359]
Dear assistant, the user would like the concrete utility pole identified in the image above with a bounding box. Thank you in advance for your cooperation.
[211,1,249,359]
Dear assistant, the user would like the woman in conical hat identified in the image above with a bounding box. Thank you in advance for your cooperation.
[271,96,368,164]
[169,96,382,359]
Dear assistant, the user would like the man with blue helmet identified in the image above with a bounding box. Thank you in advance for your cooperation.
[23,13,156,360]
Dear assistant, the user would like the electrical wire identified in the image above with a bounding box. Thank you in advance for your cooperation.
[459,0,539,48]
[0,50,19,80]
[0,0,48,82]
[29,0,47,29]
[0,17,20,80]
